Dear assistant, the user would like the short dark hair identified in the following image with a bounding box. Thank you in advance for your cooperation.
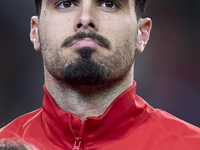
[135,0,148,19]
[34,0,148,19]
[34,0,42,16]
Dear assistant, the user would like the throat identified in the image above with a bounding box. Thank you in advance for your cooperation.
[45,67,134,121]
[56,89,113,121]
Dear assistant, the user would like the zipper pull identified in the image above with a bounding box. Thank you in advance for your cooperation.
[72,137,82,150]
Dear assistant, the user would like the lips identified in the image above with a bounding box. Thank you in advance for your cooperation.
[61,31,111,50]
[71,39,102,48]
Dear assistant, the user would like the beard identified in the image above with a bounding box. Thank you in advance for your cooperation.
[62,47,110,85]
[39,29,136,87]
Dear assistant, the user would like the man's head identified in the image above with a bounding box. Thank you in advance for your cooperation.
[34,0,148,19]
[30,0,152,87]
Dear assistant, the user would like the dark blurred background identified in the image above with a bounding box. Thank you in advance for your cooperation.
[0,0,200,127]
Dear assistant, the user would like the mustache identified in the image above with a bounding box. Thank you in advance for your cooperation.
[61,31,111,50]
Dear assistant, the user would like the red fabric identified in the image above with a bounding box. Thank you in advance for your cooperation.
[1,82,200,150]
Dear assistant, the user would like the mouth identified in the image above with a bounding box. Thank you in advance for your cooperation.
[70,38,102,48]
[61,31,111,50]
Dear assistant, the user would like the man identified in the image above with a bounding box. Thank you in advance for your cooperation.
[0,0,200,149]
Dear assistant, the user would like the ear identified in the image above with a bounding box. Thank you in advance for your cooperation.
[136,18,152,53]
[30,16,41,51]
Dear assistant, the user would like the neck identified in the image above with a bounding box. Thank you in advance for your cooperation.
[45,67,134,121]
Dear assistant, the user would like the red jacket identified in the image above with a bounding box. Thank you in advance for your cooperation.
[1,82,200,150]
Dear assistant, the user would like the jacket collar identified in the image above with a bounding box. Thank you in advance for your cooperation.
[42,81,153,149]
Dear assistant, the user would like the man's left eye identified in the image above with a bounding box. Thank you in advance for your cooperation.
[56,1,76,10]
[100,1,119,10]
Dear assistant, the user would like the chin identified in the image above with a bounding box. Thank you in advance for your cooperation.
[62,58,109,86]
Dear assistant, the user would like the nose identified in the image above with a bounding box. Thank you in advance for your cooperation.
[74,4,99,32]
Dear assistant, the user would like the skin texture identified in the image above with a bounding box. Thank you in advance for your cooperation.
[30,0,152,121]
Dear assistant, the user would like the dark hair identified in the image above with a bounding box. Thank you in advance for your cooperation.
[135,0,148,19]
[34,0,148,19]
[34,0,42,16]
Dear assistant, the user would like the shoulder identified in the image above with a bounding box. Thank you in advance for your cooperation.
[149,108,200,149]
[151,108,200,134]
[0,108,43,138]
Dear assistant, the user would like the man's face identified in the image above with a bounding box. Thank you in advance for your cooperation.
[31,0,151,86]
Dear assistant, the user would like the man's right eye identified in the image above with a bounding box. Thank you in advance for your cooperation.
[56,1,76,10]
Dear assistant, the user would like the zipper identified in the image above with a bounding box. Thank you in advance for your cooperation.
[72,137,82,150]
[68,113,90,150]
[68,113,84,150]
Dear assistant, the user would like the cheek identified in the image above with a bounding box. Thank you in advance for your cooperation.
[100,17,137,45]
[40,15,75,43]
[111,28,137,56]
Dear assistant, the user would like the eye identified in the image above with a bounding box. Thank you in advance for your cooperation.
[100,1,120,10]
[105,1,114,8]
[56,1,76,10]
